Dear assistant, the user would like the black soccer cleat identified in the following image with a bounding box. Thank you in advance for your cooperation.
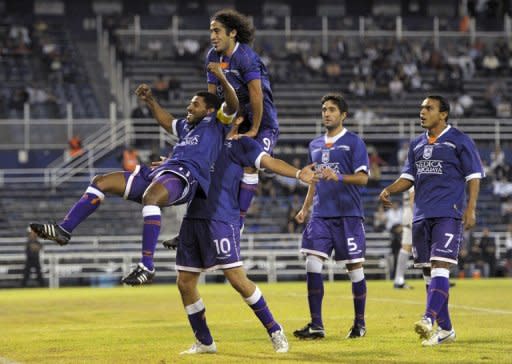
[162,235,179,250]
[346,324,366,339]
[121,263,155,286]
[30,223,71,246]
[293,323,325,340]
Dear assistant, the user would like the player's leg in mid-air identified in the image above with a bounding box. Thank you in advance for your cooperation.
[121,169,198,286]
[30,171,127,245]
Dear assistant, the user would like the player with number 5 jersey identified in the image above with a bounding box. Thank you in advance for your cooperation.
[293,94,370,341]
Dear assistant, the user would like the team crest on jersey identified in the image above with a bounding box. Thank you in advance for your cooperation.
[423,145,433,159]
[322,150,330,163]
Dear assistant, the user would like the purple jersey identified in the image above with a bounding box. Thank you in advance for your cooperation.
[309,129,369,218]
[150,111,231,197]
[186,137,266,223]
[401,126,484,222]
[206,42,279,131]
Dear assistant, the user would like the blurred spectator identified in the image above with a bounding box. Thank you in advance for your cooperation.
[505,224,512,277]
[306,51,324,77]
[131,100,151,119]
[21,227,44,287]
[397,141,410,167]
[388,76,404,101]
[286,194,302,233]
[147,39,162,59]
[501,197,512,224]
[458,93,474,116]
[152,74,169,101]
[168,77,183,102]
[450,98,465,117]
[8,87,29,116]
[354,106,377,126]
[493,176,512,200]
[479,227,496,277]
[68,135,83,159]
[482,52,500,75]
[121,148,139,173]
[368,146,387,187]
[490,144,506,178]
[373,204,387,233]
[385,202,402,232]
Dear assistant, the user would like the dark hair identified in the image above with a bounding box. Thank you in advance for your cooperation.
[426,95,450,122]
[195,91,222,110]
[211,9,255,44]
[321,93,348,114]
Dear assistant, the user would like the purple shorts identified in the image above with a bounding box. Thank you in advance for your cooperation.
[301,216,366,264]
[255,127,279,155]
[412,217,463,267]
[123,164,198,206]
[176,218,242,272]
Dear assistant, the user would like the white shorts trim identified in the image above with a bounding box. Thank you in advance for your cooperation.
[414,262,431,268]
[430,256,458,265]
[242,172,259,184]
[175,265,203,273]
[123,164,141,199]
[300,248,329,259]
[335,258,365,264]
[175,262,243,273]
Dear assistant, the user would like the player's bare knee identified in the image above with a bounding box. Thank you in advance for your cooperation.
[176,274,195,294]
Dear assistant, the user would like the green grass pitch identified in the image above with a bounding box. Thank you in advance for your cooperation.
[1,279,511,363]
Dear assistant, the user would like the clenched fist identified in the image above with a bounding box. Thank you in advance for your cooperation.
[135,84,154,103]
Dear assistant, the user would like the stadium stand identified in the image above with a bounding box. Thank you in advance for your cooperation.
[1,0,512,285]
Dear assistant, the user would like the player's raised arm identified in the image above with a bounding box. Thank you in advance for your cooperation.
[207,62,239,117]
[135,83,175,133]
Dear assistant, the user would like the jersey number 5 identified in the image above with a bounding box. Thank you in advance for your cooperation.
[347,237,358,252]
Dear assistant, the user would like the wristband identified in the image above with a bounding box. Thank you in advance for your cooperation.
[295,169,301,179]
[336,173,344,182]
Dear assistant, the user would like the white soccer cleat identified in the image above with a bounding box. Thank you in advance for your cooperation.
[422,328,456,346]
[270,329,289,353]
[414,317,433,340]
[179,340,217,355]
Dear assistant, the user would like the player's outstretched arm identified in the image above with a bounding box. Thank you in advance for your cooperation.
[135,84,175,133]
[379,178,414,208]
[463,178,480,230]
[260,156,318,184]
[207,62,239,116]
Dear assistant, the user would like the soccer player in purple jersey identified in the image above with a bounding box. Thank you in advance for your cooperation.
[207,9,279,230]
[162,117,317,355]
[30,63,239,286]
[379,95,484,346]
[293,94,370,340]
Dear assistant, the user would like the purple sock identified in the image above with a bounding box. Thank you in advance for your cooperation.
[59,185,104,233]
[239,174,258,227]
[307,272,324,328]
[349,268,366,327]
[437,295,452,330]
[244,287,281,335]
[185,299,213,345]
[425,268,450,324]
[141,205,161,270]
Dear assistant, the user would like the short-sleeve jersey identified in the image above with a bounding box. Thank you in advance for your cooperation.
[150,108,234,197]
[309,128,369,218]
[206,42,278,131]
[401,125,484,221]
[186,137,266,223]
